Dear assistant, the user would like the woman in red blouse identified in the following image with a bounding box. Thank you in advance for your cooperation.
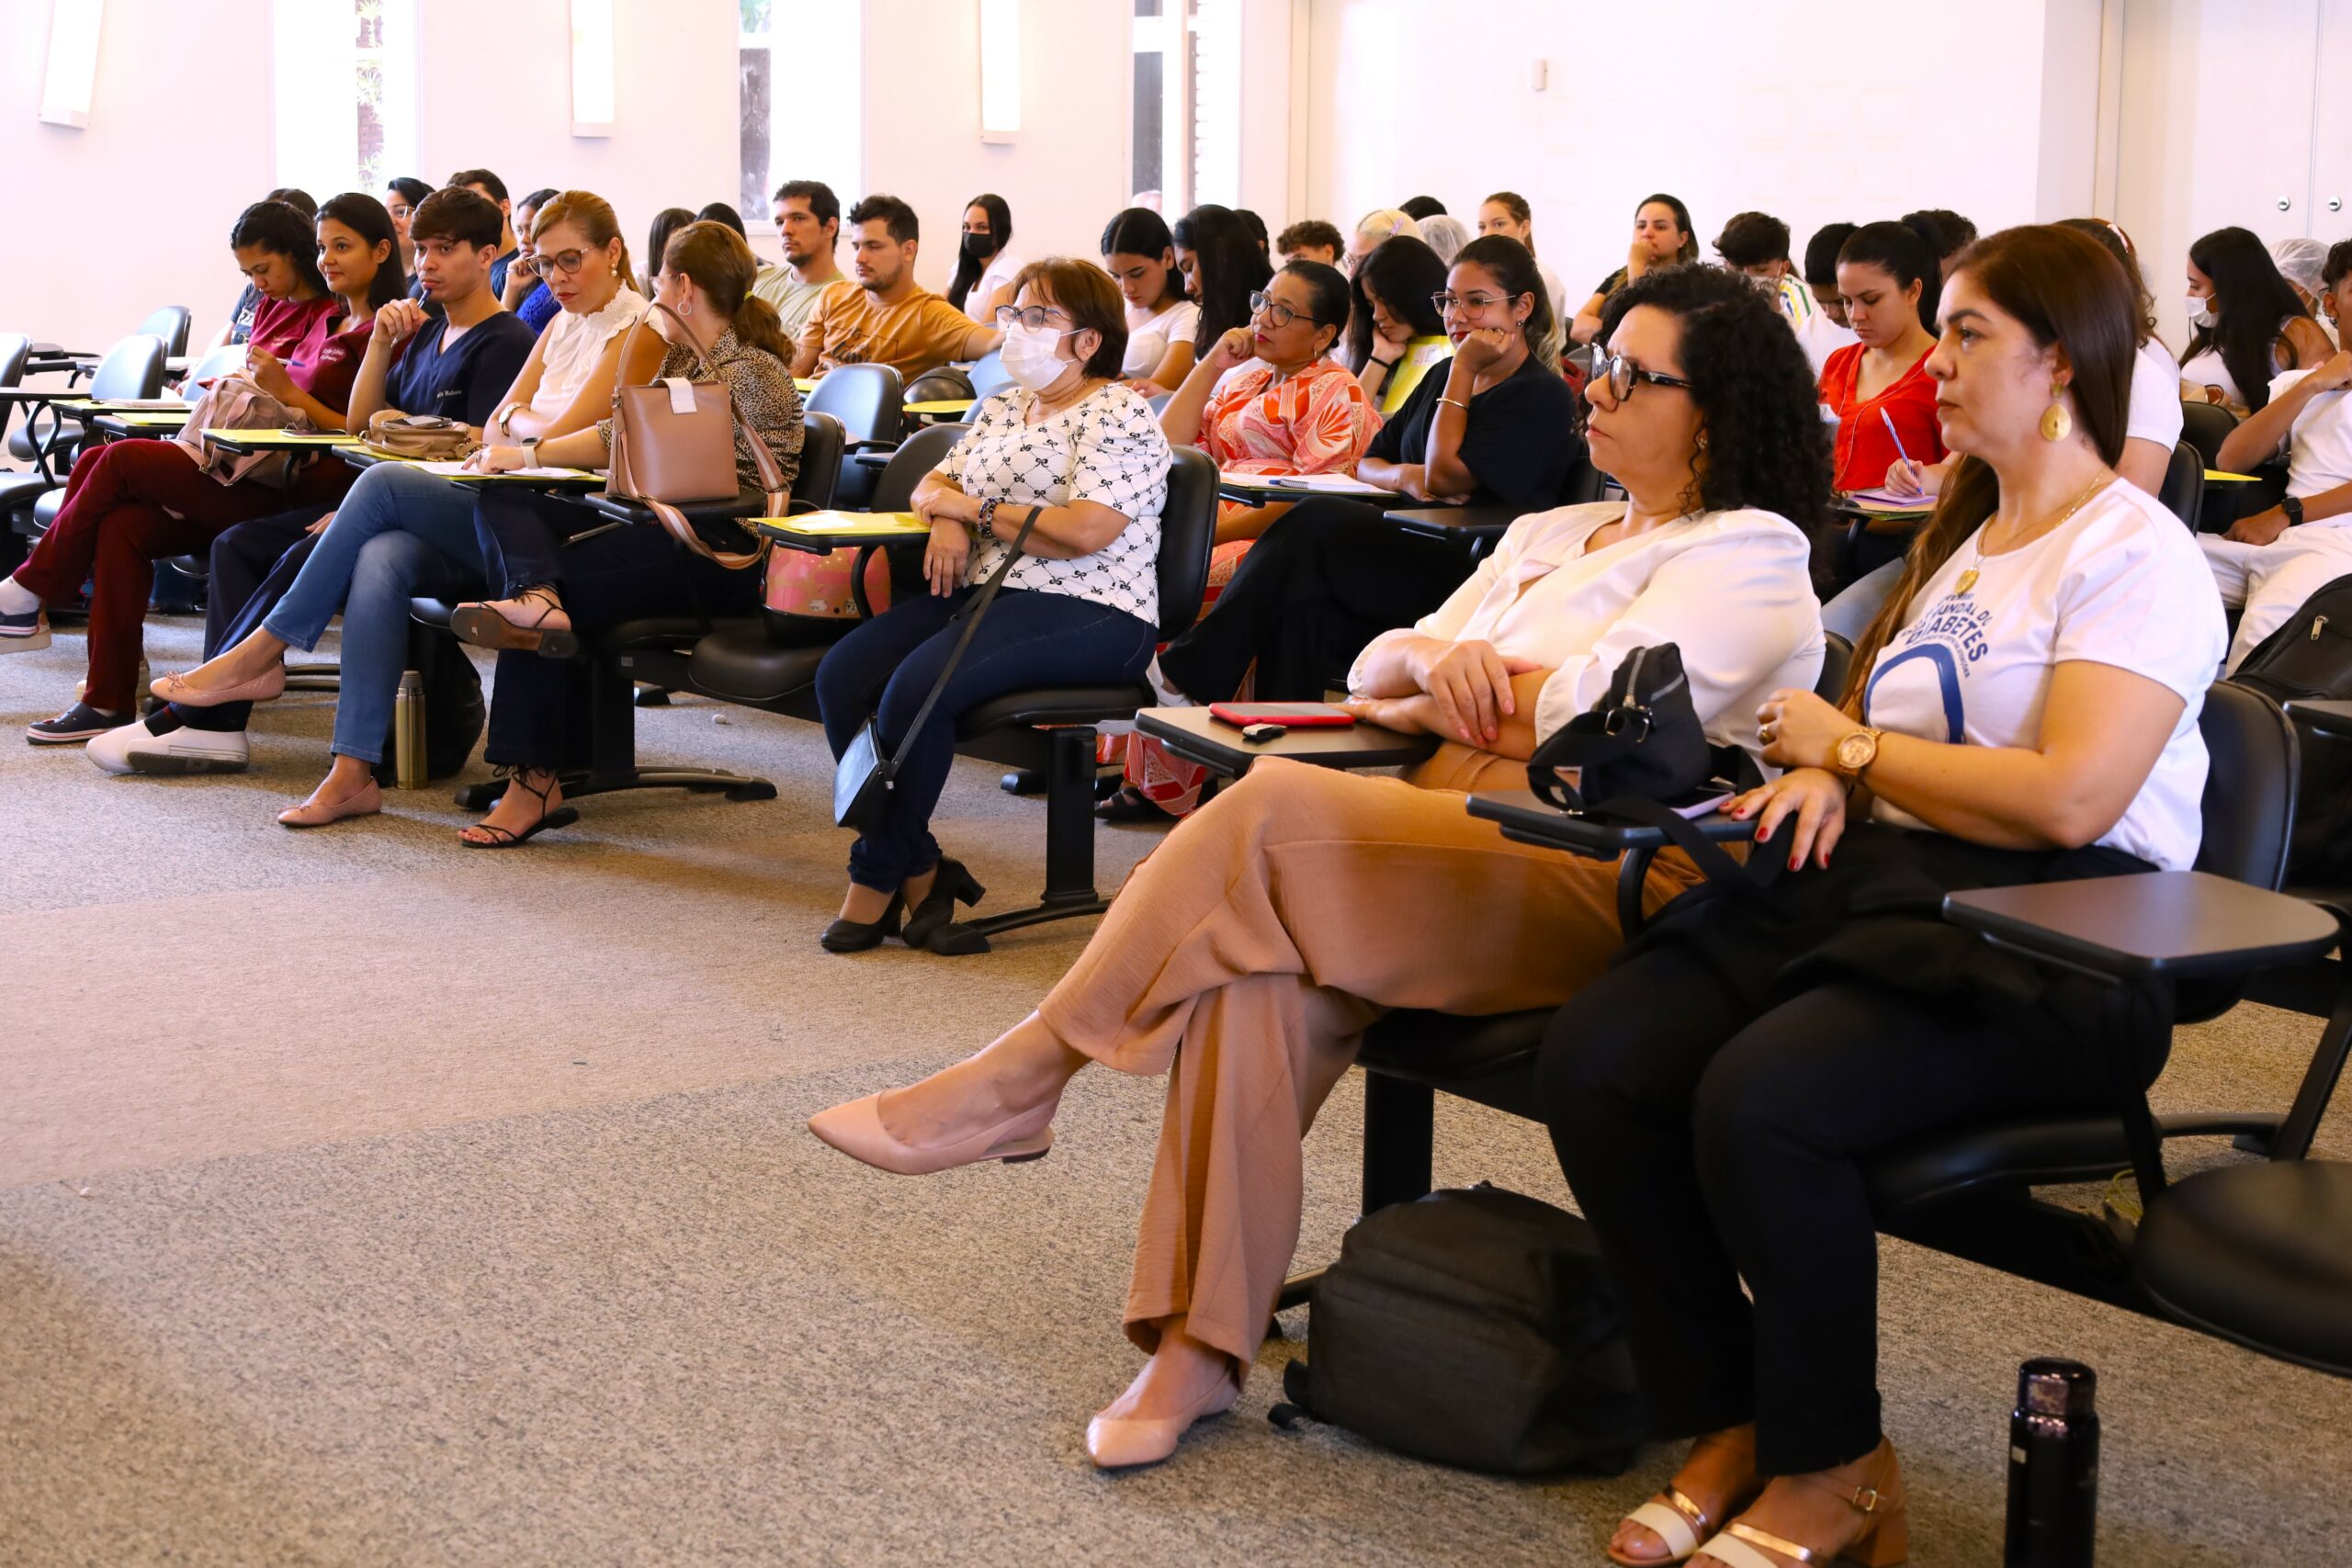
[1818,220,1944,492]
[1104,260,1379,817]
[0,196,402,743]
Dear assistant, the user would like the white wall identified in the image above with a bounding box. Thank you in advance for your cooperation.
[0,0,272,362]
[1303,0,2101,312]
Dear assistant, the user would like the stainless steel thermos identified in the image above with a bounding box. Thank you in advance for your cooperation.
[394,669,424,789]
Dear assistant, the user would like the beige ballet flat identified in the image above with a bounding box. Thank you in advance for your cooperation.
[277,776,381,829]
[806,1091,1053,1176]
[1084,1367,1241,1470]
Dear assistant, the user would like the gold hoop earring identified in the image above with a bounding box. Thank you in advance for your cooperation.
[2039,387,2072,443]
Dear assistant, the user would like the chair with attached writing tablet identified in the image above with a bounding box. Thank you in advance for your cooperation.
[807,365,904,510]
[2157,440,2203,532]
[4,333,166,544]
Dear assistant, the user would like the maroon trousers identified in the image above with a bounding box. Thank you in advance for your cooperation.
[12,439,351,713]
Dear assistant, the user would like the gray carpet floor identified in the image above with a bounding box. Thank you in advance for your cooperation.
[2,615,2346,1566]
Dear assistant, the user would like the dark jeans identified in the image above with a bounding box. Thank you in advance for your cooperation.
[482,511,763,771]
[472,484,645,597]
[1538,942,2157,1477]
[1154,496,1474,703]
[816,586,1158,891]
[174,505,334,734]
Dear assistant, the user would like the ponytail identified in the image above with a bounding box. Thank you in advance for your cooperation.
[662,220,793,361]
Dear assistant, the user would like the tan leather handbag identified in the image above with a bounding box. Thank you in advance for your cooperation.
[606,302,791,570]
[361,411,480,462]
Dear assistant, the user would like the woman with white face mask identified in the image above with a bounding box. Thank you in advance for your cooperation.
[2177,226,2330,415]
[812,259,1174,954]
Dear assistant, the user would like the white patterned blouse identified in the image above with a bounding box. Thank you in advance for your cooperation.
[936,381,1171,627]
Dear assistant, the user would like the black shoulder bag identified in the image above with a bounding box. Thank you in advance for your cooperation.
[833,509,1040,834]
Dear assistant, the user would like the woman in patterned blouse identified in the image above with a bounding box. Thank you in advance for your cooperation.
[447,221,806,846]
[1104,258,1378,819]
[813,258,1173,953]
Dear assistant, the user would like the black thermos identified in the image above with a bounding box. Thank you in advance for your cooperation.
[2005,1358,2099,1566]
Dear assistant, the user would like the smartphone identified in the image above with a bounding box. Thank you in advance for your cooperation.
[1208,702,1356,729]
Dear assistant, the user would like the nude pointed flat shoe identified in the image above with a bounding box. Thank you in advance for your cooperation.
[1084,1368,1241,1471]
[277,776,381,829]
[806,1091,1054,1176]
[153,665,287,709]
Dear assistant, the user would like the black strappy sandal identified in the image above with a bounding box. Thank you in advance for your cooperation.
[459,768,581,849]
[451,586,581,660]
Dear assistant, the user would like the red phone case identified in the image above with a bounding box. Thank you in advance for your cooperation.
[1208,702,1357,729]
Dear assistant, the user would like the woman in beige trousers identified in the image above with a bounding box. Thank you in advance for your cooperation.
[811,264,1835,1470]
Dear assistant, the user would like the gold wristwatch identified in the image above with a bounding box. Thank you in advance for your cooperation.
[1832,727,1884,780]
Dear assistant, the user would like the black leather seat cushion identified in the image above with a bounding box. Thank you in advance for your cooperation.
[688,620,825,705]
[1862,1114,2269,1214]
[2134,1160,2352,1375]
[31,489,63,527]
[0,472,55,512]
[1359,1008,1548,1084]
[956,682,1152,737]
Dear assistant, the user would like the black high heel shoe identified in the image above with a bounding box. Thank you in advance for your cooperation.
[903,857,988,953]
[820,889,906,953]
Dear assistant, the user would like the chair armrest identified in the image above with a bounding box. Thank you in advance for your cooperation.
[2286,698,2352,740]
[1464,789,1753,859]
[850,449,896,471]
[581,491,761,526]
[842,438,899,455]
[1941,870,2339,982]
[1134,705,1438,778]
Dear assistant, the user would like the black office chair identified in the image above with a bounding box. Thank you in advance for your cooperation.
[904,367,975,406]
[135,306,192,360]
[807,365,905,511]
[2178,399,2238,468]
[2156,439,2203,532]
[966,348,1012,405]
[0,333,28,393]
[5,334,166,538]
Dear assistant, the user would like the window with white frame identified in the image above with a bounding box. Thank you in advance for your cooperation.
[272,0,419,199]
[738,0,864,231]
[1130,0,1239,213]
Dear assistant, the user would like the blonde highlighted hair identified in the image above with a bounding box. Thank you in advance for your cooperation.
[528,189,639,291]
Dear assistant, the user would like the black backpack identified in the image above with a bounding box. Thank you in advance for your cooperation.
[2228,570,2352,881]
[1272,1183,1645,1476]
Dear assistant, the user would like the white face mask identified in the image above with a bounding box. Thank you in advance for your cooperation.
[1001,321,1079,390]
[2187,294,2218,330]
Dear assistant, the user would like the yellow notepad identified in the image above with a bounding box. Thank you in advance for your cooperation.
[903,399,975,416]
[202,428,361,445]
[2205,468,2262,483]
[759,510,931,537]
[413,459,599,481]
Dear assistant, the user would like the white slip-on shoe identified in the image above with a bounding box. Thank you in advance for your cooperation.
[88,716,250,776]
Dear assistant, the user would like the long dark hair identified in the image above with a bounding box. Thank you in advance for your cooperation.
[1838,220,1939,334]
[1845,225,2137,711]
[2185,225,2309,412]
[317,191,407,310]
[1100,207,1186,313]
[231,200,329,299]
[664,221,794,362]
[948,193,1012,312]
[1636,193,1701,264]
[645,207,695,284]
[1598,264,1832,532]
[1452,234,1559,371]
[1346,234,1446,372]
[2057,218,2155,346]
[1171,203,1272,353]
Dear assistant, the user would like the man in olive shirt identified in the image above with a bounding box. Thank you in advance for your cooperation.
[792,193,999,381]
[755,179,850,341]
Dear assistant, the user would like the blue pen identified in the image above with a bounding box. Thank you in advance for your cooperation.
[1880,408,1918,489]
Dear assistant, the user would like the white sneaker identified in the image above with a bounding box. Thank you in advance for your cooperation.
[87,716,250,775]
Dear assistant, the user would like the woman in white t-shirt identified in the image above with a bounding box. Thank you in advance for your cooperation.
[808,265,1832,1473]
[947,193,1023,326]
[1101,206,1200,392]
[1547,225,2223,1568]
[1822,216,2188,644]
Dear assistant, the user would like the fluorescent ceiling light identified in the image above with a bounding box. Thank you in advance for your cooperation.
[571,0,615,137]
[978,0,1019,143]
[40,0,105,130]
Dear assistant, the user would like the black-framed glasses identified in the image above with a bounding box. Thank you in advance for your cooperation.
[1430,289,1516,314]
[533,247,590,276]
[1247,289,1330,330]
[992,303,1071,332]
[1592,352,1696,402]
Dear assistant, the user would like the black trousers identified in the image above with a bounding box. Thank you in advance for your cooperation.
[1538,940,2157,1477]
[1153,496,1474,703]
[175,504,332,734]
[482,517,760,771]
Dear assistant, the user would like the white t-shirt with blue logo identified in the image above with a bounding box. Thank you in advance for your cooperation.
[1860,481,2225,872]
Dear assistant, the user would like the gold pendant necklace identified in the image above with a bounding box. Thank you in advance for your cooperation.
[1956,473,2112,594]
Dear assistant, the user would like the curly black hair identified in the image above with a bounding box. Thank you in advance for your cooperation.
[1598,263,1832,532]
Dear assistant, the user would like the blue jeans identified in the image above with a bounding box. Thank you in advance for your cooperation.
[816,587,1159,891]
[1820,558,1903,644]
[259,461,488,763]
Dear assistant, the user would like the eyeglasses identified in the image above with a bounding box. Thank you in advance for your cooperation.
[1591,352,1696,402]
[1430,291,1517,314]
[533,248,591,276]
[1247,290,1330,330]
[992,303,1071,331]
